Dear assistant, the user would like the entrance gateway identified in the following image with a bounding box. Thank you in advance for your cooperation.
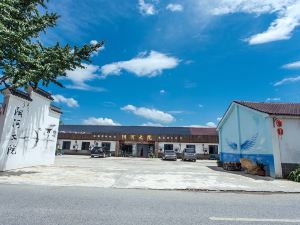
[119,141,155,158]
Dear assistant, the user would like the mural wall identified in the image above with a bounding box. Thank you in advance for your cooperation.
[0,89,61,171]
[219,103,275,176]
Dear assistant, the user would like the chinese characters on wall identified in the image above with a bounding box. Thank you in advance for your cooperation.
[7,106,24,155]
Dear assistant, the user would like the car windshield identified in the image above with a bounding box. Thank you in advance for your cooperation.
[92,147,103,151]
[185,149,195,153]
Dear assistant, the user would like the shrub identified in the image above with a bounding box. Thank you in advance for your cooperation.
[288,165,300,182]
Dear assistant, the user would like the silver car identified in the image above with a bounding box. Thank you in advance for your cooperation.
[91,147,106,158]
[182,148,197,162]
[162,150,177,161]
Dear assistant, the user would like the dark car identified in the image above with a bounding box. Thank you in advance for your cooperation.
[162,150,177,161]
[182,148,197,162]
[91,147,106,158]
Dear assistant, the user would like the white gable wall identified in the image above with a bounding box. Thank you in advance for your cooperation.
[0,90,61,171]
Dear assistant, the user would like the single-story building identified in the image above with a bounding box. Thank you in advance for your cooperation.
[58,125,219,159]
[217,101,300,178]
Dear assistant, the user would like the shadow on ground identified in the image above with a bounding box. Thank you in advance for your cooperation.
[207,166,274,181]
[0,171,39,177]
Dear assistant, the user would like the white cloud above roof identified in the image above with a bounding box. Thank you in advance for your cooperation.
[82,117,120,126]
[166,3,183,12]
[52,94,79,108]
[139,0,157,15]
[65,63,105,91]
[282,61,300,69]
[210,0,300,45]
[274,75,300,86]
[121,104,175,123]
[101,51,179,77]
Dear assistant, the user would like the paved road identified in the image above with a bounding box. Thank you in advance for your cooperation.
[1,184,300,225]
[1,156,300,192]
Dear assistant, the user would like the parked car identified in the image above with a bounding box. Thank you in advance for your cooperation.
[209,155,217,160]
[162,150,177,161]
[91,147,106,158]
[182,148,197,162]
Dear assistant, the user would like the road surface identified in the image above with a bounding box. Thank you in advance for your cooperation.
[0,184,300,225]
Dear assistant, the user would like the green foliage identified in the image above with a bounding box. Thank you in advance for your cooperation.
[288,165,300,182]
[0,0,103,89]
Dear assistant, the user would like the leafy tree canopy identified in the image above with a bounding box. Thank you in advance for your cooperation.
[0,0,103,89]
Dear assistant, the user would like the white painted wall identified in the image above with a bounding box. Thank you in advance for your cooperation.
[274,117,300,164]
[158,142,218,154]
[58,139,117,152]
[0,89,61,171]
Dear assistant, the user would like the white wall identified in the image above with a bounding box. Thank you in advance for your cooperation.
[0,89,61,171]
[58,139,117,152]
[275,117,300,164]
[158,142,217,154]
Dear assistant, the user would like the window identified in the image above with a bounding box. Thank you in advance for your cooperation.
[81,142,90,150]
[209,145,218,154]
[62,141,71,150]
[102,142,111,153]
[164,144,173,151]
[186,145,195,149]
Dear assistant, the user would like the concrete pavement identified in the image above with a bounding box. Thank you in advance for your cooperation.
[0,155,300,192]
[1,184,300,225]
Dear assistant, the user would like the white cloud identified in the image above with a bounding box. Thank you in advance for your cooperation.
[210,0,300,45]
[90,40,105,57]
[139,0,156,15]
[282,61,300,69]
[167,110,184,114]
[52,94,79,108]
[121,104,175,123]
[101,51,179,77]
[160,89,166,94]
[266,97,281,102]
[206,122,217,127]
[274,75,300,86]
[187,121,217,128]
[65,63,104,91]
[217,117,222,121]
[166,3,184,12]
[141,122,163,126]
[82,117,120,126]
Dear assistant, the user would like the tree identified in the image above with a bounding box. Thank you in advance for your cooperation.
[0,0,103,89]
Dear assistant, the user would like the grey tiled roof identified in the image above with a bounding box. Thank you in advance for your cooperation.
[235,101,300,116]
[50,105,62,114]
[33,88,54,100]
[59,125,217,136]
[0,88,32,101]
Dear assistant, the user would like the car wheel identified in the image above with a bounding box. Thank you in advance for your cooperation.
[91,155,94,158]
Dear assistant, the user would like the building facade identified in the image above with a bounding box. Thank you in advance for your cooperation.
[0,87,61,171]
[217,101,300,178]
[58,125,219,159]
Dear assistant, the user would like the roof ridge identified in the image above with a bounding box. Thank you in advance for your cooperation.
[234,100,300,105]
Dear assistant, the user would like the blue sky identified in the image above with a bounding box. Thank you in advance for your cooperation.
[29,1,300,126]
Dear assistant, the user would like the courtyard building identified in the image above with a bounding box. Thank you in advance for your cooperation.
[217,101,300,178]
[58,125,219,159]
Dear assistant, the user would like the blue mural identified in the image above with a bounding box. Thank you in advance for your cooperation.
[219,103,276,177]
[226,133,258,151]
